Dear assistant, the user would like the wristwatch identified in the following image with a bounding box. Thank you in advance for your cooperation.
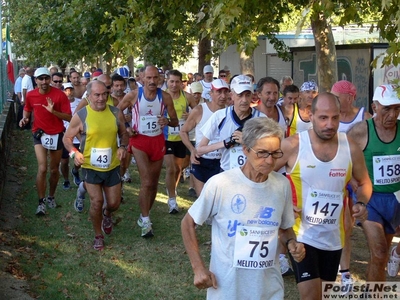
[119,145,127,150]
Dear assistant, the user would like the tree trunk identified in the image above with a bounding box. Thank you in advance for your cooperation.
[240,51,255,78]
[311,12,337,93]
[198,37,211,74]
[127,56,134,76]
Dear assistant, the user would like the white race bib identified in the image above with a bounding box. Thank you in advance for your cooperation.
[90,147,112,169]
[233,226,277,270]
[40,133,59,150]
[229,146,246,169]
[372,155,400,185]
[169,119,185,135]
[139,116,161,136]
[304,188,343,226]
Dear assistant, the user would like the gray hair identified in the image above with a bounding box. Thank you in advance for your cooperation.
[280,76,293,85]
[86,80,106,95]
[242,117,284,149]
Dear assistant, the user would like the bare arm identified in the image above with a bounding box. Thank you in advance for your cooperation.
[162,91,179,127]
[181,213,217,290]
[347,121,368,151]
[274,134,299,172]
[180,106,202,164]
[348,137,372,219]
[197,137,224,156]
[63,113,85,166]
[116,109,129,161]
[279,228,305,263]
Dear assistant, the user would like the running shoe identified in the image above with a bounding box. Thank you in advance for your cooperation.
[93,234,105,251]
[168,198,180,214]
[71,168,81,186]
[74,190,84,213]
[35,203,46,216]
[388,246,400,277]
[47,196,56,209]
[62,180,71,190]
[101,210,113,235]
[341,272,354,285]
[279,254,294,276]
[122,171,132,183]
[141,219,154,238]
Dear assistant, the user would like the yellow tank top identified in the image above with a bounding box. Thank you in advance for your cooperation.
[79,105,120,171]
[166,91,188,142]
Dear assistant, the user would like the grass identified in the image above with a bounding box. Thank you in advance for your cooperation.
[4,128,400,299]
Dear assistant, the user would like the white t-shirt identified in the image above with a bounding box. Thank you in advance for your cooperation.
[189,168,294,300]
[21,75,34,103]
[200,106,266,171]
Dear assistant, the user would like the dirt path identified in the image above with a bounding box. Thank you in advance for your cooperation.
[0,130,33,299]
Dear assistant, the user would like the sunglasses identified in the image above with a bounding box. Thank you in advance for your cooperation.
[37,76,50,81]
[52,80,63,84]
[106,85,112,89]
[220,75,226,78]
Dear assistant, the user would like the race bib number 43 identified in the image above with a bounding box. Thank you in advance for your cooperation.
[90,147,112,169]
[373,155,400,185]
[233,226,277,269]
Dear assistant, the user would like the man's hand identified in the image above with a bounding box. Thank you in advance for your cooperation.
[42,97,54,113]
[352,202,368,221]
[288,241,306,263]
[193,267,217,290]
[190,149,200,165]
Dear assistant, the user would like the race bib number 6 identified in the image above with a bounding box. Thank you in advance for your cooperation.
[233,226,277,269]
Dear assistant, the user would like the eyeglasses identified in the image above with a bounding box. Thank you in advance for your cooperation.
[249,147,284,159]
[37,76,50,81]
[52,80,63,84]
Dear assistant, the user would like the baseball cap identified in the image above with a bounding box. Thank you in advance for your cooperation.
[331,80,356,97]
[373,84,400,106]
[84,72,91,78]
[223,65,230,72]
[211,79,229,90]
[63,82,74,90]
[92,71,102,78]
[190,82,203,94]
[34,67,51,78]
[230,75,253,94]
[300,81,318,92]
[117,67,129,78]
[96,68,103,74]
[203,65,214,74]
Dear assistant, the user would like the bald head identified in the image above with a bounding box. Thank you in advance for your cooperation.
[311,92,340,114]
[97,74,112,91]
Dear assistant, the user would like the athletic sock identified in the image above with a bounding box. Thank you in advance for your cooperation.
[77,182,86,198]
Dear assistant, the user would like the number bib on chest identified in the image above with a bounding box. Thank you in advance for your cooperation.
[40,133,59,150]
[169,119,185,136]
[139,116,161,136]
[229,146,246,169]
[233,226,278,270]
[90,148,112,169]
[373,155,400,185]
[304,188,343,226]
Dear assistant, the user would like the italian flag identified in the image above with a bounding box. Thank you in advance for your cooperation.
[6,24,15,84]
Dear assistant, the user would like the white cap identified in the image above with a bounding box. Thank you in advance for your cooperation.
[211,79,229,90]
[190,82,203,94]
[373,84,400,106]
[203,65,214,74]
[230,75,253,94]
[63,82,74,89]
[34,67,51,77]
